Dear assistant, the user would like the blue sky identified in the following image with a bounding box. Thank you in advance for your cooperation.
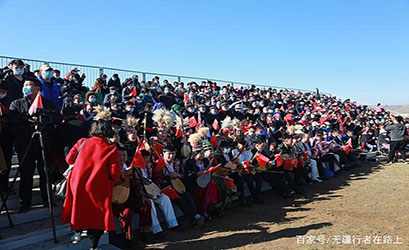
[0,0,408,105]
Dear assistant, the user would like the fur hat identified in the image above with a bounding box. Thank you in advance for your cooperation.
[221,116,234,134]
[93,106,111,121]
[152,109,176,129]
[125,116,138,129]
[188,133,203,152]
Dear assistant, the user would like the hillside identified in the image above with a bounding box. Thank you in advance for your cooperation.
[384,105,409,116]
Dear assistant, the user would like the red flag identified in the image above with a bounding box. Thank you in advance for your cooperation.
[303,151,309,161]
[361,143,365,150]
[210,133,218,148]
[153,141,164,155]
[283,159,297,171]
[161,186,179,199]
[204,164,221,174]
[212,119,219,131]
[131,147,146,169]
[28,92,43,116]
[153,156,166,173]
[223,178,236,190]
[274,154,283,167]
[242,124,250,134]
[183,94,189,102]
[291,159,298,168]
[242,160,251,174]
[319,113,333,126]
[175,128,183,138]
[342,145,351,155]
[188,116,197,127]
[254,152,269,166]
[131,88,137,97]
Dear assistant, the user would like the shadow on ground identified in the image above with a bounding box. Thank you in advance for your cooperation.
[146,161,385,250]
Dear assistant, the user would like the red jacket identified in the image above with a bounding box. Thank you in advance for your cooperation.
[61,137,121,231]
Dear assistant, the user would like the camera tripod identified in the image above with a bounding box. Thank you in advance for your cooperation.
[0,123,58,243]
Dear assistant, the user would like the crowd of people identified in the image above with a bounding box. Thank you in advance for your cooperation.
[0,59,408,249]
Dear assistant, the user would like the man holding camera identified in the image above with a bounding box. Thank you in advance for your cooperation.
[8,78,61,212]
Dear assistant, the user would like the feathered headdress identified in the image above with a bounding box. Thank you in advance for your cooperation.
[152,110,176,129]
[232,118,242,131]
[188,133,203,152]
[125,116,138,129]
[221,116,233,134]
[93,106,111,121]
[197,127,210,138]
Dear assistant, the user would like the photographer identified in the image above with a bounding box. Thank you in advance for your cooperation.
[8,78,62,213]
[384,116,407,164]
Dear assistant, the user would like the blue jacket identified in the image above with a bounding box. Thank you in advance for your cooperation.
[38,76,63,110]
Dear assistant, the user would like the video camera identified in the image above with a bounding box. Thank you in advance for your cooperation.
[29,109,62,125]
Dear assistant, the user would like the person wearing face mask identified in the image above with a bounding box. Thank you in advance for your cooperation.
[85,91,99,105]
[205,106,219,128]
[217,101,231,121]
[159,85,176,109]
[124,101,136,116]
[8,78,62,212]
[37,64,63,111]
[2,59,26,101]
[110,99,126,119]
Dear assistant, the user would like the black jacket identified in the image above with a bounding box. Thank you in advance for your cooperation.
[55,118,89,156]
[184,158,209,192]
[3,72,24,101]
[8,96,62,153]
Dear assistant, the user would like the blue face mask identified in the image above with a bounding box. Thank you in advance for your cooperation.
[89,97,97,103]
[22,86,32,97]
[137,100,143,104]
[44,71,53,79]
[15,69,25,75]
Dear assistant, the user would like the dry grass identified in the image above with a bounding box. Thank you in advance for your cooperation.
[147,162,409,250]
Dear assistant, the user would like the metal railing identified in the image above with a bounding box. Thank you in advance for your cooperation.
[0,55,318,94]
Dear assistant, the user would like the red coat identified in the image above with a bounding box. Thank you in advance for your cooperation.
[61,137,121,231]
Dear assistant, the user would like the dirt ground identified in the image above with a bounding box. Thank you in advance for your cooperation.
[145,162,409,250]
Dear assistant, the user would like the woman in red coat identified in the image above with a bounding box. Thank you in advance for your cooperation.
[61,119,121,250]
